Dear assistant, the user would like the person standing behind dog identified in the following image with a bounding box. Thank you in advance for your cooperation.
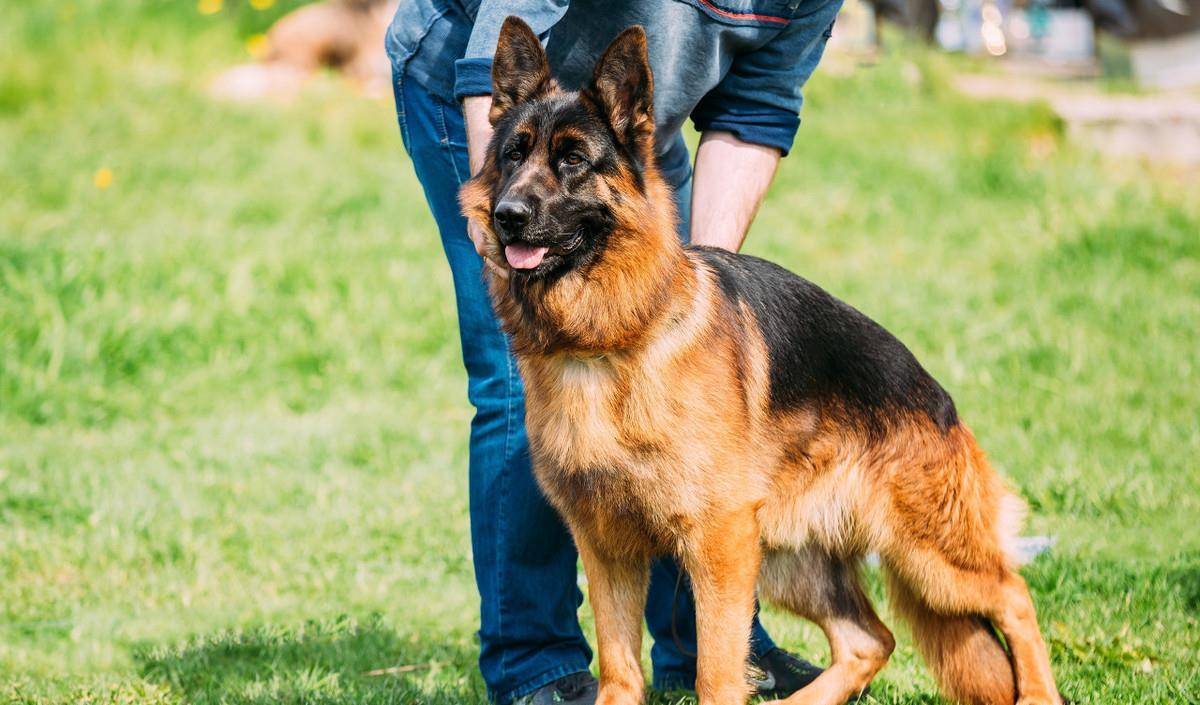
[386,1,842,703]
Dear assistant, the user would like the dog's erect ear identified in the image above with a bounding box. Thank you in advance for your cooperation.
[587,26,654,150]
[490,16,552,125]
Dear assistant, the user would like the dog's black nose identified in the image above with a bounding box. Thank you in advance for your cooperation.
[494,199,531,235]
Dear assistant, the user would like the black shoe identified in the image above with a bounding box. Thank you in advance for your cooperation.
[512,672,598,705]
[749,647,823,699]
[750,648,872,702]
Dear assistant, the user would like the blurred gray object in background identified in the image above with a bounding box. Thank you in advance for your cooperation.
[1006,6,1096,65]
[1093,0,1198,39]
[1129,30,1200,88]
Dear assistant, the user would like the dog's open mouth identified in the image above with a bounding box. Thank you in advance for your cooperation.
[504,242,549,270]
[503,229,585,272]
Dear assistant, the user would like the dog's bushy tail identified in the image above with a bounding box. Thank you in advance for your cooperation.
[886,569,1016,705]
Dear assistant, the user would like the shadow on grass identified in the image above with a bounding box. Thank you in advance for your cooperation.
[1170,560,1200,611]
[135,614,483,704]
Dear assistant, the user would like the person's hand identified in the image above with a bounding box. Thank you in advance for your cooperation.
[469,218,509,279]
[463,96,508,280]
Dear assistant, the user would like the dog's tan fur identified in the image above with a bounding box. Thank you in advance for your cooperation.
[462,18,1060,705]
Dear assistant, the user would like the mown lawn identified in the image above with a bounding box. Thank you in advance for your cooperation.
[1,2,1197,704]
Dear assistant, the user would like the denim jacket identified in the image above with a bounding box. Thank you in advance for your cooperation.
[386,0,842,186]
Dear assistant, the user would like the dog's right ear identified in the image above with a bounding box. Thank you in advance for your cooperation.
[489,16,552,125]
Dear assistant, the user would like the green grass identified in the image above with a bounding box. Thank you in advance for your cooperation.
[2,2,1198,703]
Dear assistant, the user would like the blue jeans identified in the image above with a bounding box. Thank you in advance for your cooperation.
[392,72,777,704]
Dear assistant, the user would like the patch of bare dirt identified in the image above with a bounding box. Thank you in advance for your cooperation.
[954,73,1200,165]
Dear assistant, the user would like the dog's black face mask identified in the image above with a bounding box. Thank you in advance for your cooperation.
[483,17,656,281]
[487,96,621,279]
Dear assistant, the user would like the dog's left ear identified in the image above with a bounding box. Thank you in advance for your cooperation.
[587,26,654,152]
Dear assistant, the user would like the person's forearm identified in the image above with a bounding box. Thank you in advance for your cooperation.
[464,95,494,175]
[688,131,781,252]
[463,95,508,275]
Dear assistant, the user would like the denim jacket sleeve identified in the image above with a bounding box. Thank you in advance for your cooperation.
[453,0,571,101]
[690,0,843,156]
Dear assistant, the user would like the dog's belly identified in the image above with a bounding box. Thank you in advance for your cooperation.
[758,458,872,555]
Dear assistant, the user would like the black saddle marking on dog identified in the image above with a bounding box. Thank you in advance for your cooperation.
[695,246,958,433]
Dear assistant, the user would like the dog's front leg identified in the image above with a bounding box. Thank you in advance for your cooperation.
[576,534,649,705]
[685,509,762,705]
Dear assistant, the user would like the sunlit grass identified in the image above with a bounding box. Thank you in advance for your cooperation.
[1,2,1197,703]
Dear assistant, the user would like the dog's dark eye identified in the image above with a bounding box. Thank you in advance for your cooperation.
[562,152,585,167]
[506,149,523,163]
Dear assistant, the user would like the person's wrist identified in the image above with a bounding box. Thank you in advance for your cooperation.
[463,96,493,175]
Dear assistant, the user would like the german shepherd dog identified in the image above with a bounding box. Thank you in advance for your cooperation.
[461,17,1062,705]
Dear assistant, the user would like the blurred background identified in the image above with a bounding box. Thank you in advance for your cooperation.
[1,1,1197,704]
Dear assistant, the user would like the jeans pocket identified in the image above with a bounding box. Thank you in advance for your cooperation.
[434,100,468,149]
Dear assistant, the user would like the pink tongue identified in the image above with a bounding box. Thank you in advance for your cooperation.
[505,243,549,269]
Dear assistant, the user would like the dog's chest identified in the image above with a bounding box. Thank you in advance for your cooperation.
[524,357,688,542]
[526,357,633,470]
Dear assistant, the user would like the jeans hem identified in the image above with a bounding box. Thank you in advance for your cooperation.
[751,631,779,660]
[651,671,696,693]
[494,663,592,705]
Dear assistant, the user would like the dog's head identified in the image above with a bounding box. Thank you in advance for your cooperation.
[460,17,660,281]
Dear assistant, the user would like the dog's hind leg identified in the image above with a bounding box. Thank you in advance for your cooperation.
[576,535,649,705]
[990,571,1059,705]
[758,547,894,705]
[882,429,1061,705]
[887,553,1061,705]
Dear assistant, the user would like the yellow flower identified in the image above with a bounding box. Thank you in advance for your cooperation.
[197,0,222,15]
[250,0,275,9]
[93,168,114,189]
[245,33,270,60]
